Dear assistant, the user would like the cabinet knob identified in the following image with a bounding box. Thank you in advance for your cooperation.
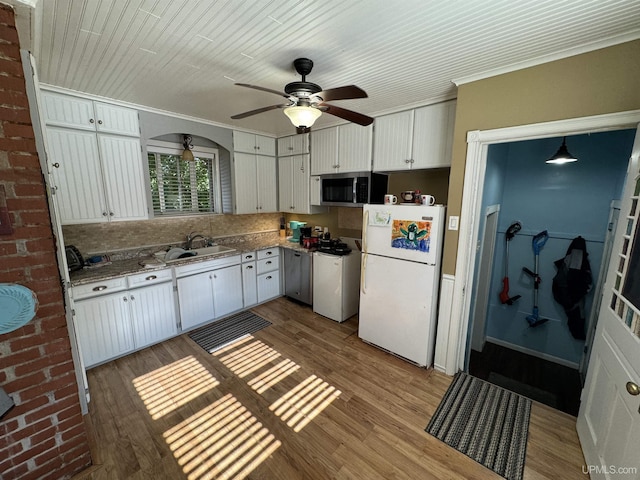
[89,118,95,124]
[98,120,103,125]
[109,212,114,216]
[123,296,128,302]
[103,212,108,216]
[52,162,60,169]
[145,275,157,281]
[266,275,272,280]
[405,159,410,163]
[294,253,300,257]
[130,295,135,301]
[410,159,415,163]
[315,177,319,182]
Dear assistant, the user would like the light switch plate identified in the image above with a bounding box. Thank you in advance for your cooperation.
[448,216,459,231]
[0,387,15,419]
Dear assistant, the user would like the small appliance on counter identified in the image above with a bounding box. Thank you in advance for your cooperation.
[289,220,306,243]
[317,238,352,256]
[65,245,85,272]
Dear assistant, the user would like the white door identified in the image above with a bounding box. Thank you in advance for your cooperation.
[212,265,243,318]
[98,134,148,221]
[177,272,215,330]
[372,110,414,171]
[577,125,640,479]
[256,155,278,212]
[242,261,258,308]
[129,282,176,349]
[338,123,373,173]
[310,127,338,175]
[313,252,343,321]
[362,204,445,265]
[291,155,310,213]
[234,153,259,214]
[470,205,500,353]
[278,156,294,212]
[359,253,437,366]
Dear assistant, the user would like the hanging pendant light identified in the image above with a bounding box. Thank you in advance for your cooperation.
[181,134,194,161]
[546,136,578,164]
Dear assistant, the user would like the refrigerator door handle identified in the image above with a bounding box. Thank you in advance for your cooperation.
[362,209,369,253]
[361,252,367,294]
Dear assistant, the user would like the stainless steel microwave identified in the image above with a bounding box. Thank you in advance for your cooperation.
[320,172,388,207]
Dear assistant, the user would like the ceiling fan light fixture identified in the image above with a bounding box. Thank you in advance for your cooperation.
[283,105,321,128]
[182,134,194,161]
[546,136,578,164]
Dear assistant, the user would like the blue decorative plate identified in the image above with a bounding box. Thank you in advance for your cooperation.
[0,284,38,334]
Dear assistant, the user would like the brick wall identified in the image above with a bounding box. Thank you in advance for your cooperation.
[0,4,91,479]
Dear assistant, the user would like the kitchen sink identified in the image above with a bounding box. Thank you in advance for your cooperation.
[155,245,236,264]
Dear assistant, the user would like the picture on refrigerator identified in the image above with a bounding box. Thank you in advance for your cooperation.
[392,219,432,251]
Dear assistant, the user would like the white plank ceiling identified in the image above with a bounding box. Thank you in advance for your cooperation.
[31,0,640,136]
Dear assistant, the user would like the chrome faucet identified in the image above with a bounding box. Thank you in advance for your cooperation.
[185,232,206,250]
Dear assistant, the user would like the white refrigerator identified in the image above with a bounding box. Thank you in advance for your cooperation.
[358,204,445,367]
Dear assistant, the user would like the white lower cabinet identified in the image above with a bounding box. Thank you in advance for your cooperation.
[176,255,244,331]
[73,269,177,368]
[257,248,281,303]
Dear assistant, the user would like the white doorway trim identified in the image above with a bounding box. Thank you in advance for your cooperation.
[443,109,640,376]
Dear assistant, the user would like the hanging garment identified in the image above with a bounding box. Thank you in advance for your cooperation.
[552,236,592,340]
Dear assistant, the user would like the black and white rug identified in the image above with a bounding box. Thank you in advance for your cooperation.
[426,372,531,480]
[188,311,272,353]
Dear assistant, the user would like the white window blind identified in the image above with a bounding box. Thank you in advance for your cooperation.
[147,144,220,216]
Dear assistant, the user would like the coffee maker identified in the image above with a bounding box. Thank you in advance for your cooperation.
[288,220,306,243]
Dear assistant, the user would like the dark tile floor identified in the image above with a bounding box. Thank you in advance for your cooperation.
[469,342,582,416]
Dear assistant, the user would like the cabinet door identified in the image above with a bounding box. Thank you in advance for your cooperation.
[74,292,133,367]
[41,91,95,131]
[254,134,276,156]
[242,261,258,308]
[256,155,278,212]
[372,110,414,171]
[278,156,294,212]
[310,175,322,205]
[129,282,177,349]
[47,127,108,224]
[233,131,256,154]
[339,123,372,172]
[233,152,259,213]
[284,249,312,304]
[212,265,243,318]
[258,270,281,303]
[310,127,338,175]
[412,100,455,169]
[93,103,140,137]
[291,155,310,214]
[278,134,309,156]
[177,272,215,331]
[98,135,149,221]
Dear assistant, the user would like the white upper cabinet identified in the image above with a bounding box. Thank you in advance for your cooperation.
[373,100,455,171]
[310,128,338,175]
[233,131,276,156]
[311,124,373,175]
[278,155,317,214]
[41,90,140,137]
[232,152,278,214]
[278,134,309,156]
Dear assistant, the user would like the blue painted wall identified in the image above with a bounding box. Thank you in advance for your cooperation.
[475,129,634,366]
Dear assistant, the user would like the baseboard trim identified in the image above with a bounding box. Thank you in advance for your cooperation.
[485,336,580,369]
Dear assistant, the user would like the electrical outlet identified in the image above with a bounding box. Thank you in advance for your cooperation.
[448,216,459,231]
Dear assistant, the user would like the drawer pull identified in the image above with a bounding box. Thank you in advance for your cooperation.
[266,275,272,280]
[92,285,108,292]
[245,255,253,260]
[266,251,272,255]
[246,265,254,269]
[145,275,157,281]
[266,261,272,265]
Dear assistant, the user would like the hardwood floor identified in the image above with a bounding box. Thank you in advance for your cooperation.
[72,297,587,479]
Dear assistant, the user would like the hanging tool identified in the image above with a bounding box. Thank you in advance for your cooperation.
[522,230,550,327]
[499,222,522,305]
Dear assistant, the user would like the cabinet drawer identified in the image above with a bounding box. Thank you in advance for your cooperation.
[174,254,241,278]
[241,251,257,263]
[127,268,172,288]
[257,270,281,303]
[257,248,279,260]
[257,257,279,274]
[72,277,127,300]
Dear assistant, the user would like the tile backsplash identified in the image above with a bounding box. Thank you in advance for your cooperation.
[62,213,281,255]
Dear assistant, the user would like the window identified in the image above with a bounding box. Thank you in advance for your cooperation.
[147,142,221,216]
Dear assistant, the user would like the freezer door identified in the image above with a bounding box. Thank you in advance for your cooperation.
[362,204,444,265]
[358,253,438,367]
[312,252,344,321]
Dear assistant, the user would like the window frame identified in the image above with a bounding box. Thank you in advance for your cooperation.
[147,140,222,217]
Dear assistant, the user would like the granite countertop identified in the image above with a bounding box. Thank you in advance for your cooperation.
[68,234,312,286]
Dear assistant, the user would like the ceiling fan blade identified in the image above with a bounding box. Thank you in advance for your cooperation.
[231,104,288,120]
[320,103,374,126]
[235,83,290,99]
[317,85,367,102]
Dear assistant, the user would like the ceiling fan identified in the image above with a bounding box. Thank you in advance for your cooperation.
[231,58,373,134]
